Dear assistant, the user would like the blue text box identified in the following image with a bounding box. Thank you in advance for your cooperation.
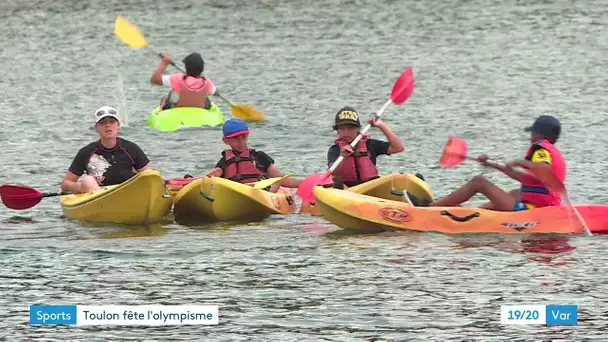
[546,305,577,325]
[30,305,77,325]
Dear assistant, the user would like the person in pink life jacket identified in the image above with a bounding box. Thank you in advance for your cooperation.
[326,106,405,188]
[61,106,153,194]
[150,52,218,110]
[429,115,566,211]
[205,118,303,191]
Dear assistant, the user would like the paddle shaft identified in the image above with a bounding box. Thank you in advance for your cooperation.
[216,93,235,107]
[43,192,64,198]
[328,99,392,174]
[463,156,529,176]
[157,52,184,72]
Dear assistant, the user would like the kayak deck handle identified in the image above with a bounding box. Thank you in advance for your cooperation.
[440,210,480,223]
[200,191,215,202]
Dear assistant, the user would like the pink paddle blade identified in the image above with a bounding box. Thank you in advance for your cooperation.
[439,136,467,168]
[389,66,415,105]
[0,185,45,210]
[296,172,333,203]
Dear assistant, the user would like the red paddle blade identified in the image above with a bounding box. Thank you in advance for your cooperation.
[296,171,333,203]
[389,66,415,104]
[0,185,45,210]
[439,136,467,168]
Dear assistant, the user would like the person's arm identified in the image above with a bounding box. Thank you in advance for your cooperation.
[504,148,552,179]
[370,118,404,155]
[136,164,152,172]
[206,167,223,177]
[492,163,525,181]
[255,152,301,188]
[61,171,83,193]
[327,145,350,174]
[477,154,525,181]
[151,55,173,85]
[130,143,152,172]
[206,79,219,96]
[266,165,302,188]
[205,157,226,177]
[61,149,88,193]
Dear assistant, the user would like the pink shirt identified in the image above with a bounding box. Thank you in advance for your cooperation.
[162,73,217,95]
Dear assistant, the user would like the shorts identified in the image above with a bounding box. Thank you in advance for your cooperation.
[513,200,535,212]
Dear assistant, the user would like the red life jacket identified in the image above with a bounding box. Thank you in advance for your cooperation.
[222,149,266,184]
[333,135,379,186]
[519,139,566,207]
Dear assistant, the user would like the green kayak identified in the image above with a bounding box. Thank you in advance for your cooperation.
[147,103,225,132]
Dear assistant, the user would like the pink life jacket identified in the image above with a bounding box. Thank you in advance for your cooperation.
[333,135,379,185]
[173,75,211,108]
[222,149,266,184]
[519,139,566,207]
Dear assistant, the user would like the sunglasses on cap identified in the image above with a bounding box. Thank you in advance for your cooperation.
[96,108,117,117]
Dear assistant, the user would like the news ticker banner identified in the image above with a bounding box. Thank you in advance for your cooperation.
[501,305,578,325]
[30,304,577,326]
[30,305,218,325]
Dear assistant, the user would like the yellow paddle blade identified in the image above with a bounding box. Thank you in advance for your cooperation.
[114,16,148,49]
[253,173,293,189]
[231,103,266,122]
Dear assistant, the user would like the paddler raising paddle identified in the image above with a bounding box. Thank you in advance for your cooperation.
[151,52,218,110]
[60,106,152,193]
[429,115,566,211]
[326,106,405,188]
[205,118,302,191]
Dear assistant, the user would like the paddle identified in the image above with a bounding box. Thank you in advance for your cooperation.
[0,185,65,210]
[253,173,293,190]
[439,136,591,235]
[113,15,266,123]
[215,93,266,122]
[114,16,181,69]
[296,66,416,203]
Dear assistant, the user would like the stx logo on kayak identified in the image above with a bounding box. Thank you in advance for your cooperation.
[501,222,537,231]
[379,207,411,223]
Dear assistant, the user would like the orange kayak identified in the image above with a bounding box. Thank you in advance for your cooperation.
[313,186,608,234]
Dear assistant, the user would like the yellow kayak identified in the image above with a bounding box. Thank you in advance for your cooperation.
[60,170,173,225]
[173,176,296,223]
[299,173,434,215]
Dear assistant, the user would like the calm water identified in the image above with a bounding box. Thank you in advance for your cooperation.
[1,0,607,340]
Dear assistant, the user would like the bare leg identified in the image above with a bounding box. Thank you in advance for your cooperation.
[480,189,520,209]
[80,175,101,193]
[429,175,517,211]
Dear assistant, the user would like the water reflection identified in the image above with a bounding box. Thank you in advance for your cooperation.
[450,234,575,266]
[95,224,171,239]
[2,216,36,225]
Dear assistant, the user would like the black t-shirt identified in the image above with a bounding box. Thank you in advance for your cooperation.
[68,138,150,186]
[215,150,274,175]
[327,139,390,167]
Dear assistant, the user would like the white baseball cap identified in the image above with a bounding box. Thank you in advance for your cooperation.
[94,106,120,124]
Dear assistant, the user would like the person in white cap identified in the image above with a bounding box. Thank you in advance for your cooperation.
[60,106,152,193]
